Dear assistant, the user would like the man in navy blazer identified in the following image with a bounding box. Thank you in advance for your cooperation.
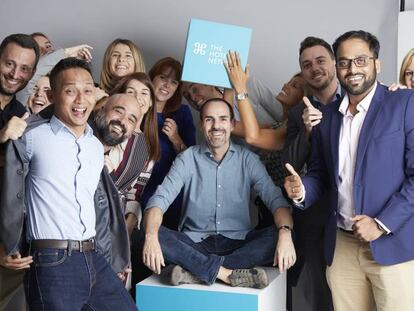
[285,30,414,311]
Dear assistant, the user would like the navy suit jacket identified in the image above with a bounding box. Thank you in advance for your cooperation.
[302,84,414,266]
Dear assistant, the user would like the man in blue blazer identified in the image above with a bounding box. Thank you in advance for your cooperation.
[285,30,414,311]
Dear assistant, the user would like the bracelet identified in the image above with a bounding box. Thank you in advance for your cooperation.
[278,225,292,231]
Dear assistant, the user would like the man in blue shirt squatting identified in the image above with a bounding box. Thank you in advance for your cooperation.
[142,97,296,288]
[0,58,137,310]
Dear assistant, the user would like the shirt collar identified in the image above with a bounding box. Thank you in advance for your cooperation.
[50,115,93,137]
[339,82,377,116]
[312,81,342,105]
[201,141,236,157]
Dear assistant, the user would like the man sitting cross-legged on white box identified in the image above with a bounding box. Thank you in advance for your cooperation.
[141,97,296,289]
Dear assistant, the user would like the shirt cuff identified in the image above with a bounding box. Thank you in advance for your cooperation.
[292,185,306,204]
[374,218,391,235]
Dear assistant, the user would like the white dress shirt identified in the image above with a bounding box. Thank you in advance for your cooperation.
[337,83,377,230]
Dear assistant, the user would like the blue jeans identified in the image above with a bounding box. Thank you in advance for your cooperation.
[158,225,278,285]
[24,248,137,311]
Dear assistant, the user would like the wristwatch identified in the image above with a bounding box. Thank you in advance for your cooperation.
[235,92,248,101]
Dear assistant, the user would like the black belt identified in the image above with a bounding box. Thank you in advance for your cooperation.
[339,228,354,235]
[31,239,96,252]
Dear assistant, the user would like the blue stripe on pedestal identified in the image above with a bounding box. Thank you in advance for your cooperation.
[137,285,258,311]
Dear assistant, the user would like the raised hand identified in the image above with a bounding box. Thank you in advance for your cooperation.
[224,50,250,94]
[64,44,93,62]
[284,163,304,200]
[302,96,322,135]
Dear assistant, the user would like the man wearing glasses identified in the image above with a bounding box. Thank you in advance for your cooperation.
[284,30,414,311]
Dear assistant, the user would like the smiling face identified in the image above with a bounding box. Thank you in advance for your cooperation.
[50,68,96,137]
[0,42,36,96]
[125,79,152,114]
[300,45,336,92]
[276,75,306,108]
[27,76,51,114]
[109,43,135,78]
[336,38,379,101]
[200,100,234,155]
[152,67,179,103]
[94,94,141,146]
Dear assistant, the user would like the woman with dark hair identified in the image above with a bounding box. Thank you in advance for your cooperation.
[141,57,196,230]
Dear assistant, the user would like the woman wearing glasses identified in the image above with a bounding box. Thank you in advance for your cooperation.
[399,48,414,89]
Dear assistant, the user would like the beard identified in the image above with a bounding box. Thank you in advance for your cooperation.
[94,112,127,146]
[340,70,376,96]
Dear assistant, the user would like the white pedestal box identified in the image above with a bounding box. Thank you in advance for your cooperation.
[136,267,286,311]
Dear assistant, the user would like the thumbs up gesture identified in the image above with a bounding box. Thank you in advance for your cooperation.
[0,112,29,143]
[302,96,322,136]
[284,163,304,200]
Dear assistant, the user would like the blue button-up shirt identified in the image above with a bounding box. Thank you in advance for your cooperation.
[146,142,290,242]
[25,116,104,240]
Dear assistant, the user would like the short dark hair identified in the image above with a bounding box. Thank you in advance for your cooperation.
[332,30,380,59]
[0,33,40,67]
[299,36,334,59]
[199,98,235,121]
[49,57,92,91]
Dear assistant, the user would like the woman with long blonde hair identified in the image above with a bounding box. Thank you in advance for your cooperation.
[100,38,146,94]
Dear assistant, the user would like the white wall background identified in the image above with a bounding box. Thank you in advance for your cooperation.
[398,11,414,80]
[0,0,400,90]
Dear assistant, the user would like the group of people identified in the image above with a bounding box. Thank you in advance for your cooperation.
[0,27,412,311]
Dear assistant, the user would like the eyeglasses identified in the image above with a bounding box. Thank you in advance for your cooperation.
[404,70,413,78]
[336,56,375,69]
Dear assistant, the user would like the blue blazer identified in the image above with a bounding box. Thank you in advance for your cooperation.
[302,84,414,266]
